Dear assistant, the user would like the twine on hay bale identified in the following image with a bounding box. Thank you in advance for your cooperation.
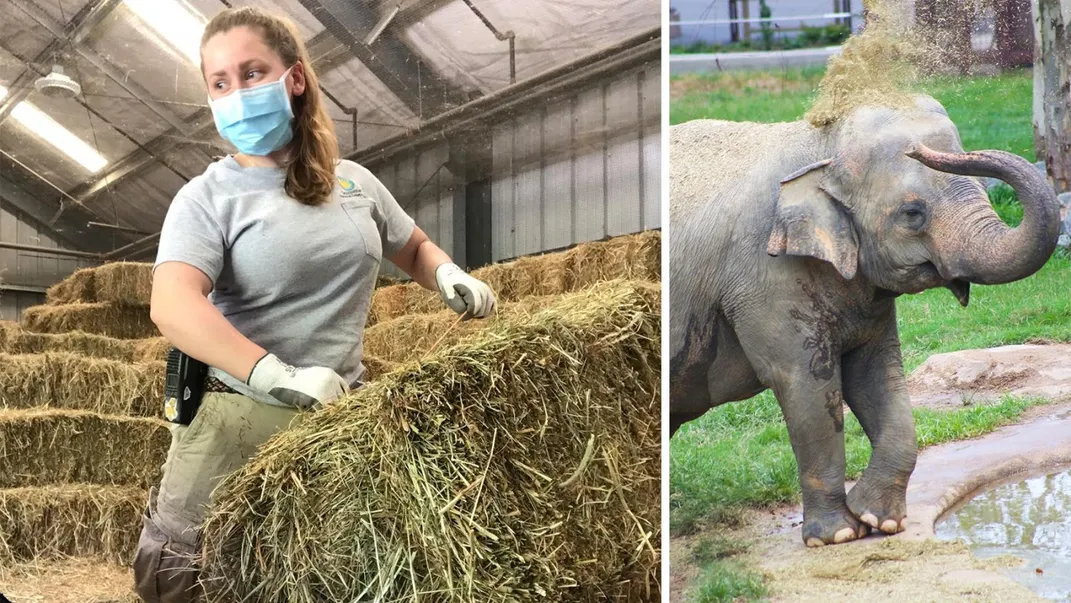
[0,322,167,363]
[0,408,169,489]
[22,303,157,340]
[0,485,145,565]
[199,279,662,602]
[0,352,163,418]
[45,262,153,307]
[367,229,661,325]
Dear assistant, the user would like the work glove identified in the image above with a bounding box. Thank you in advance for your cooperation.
[246,353,348,409]
[435,262,497,319]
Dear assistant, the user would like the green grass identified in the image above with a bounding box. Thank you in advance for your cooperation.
[669,68,1036,160]
[691,559,769,603]
[670,394,1048,535]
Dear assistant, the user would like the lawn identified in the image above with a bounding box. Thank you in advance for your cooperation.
[669,66,1067,601]
[669,68,1037,160]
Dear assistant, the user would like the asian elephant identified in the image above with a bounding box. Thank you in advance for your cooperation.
[668,96,1060,547]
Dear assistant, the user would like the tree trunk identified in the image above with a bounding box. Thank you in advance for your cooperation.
[995,0,1035,68]
[1033,0,1071,193]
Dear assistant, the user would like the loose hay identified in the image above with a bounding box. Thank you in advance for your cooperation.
[364,283,661,364]
[0,352,163,418]
[200,279,662,602]
[0,557,137,603]
[0,408,169,489]
[23,302,157,340]
[0,322,167,363]
[45,262,153,306]
[0,485,145,565]
[368,230,661,325]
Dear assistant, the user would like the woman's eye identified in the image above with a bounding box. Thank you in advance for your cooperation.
[246,70,259,79]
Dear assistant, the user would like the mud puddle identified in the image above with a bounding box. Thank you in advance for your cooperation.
[936,468,1071,601]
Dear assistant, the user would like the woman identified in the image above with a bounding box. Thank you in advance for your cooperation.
[134,7,496,601]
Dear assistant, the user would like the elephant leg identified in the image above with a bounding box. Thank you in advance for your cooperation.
[842,320,918,534]
[769,364,868,547]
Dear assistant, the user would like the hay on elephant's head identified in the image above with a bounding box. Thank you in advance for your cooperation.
[0,408,169,489]
[22,302,157,340]
[46,262,153,306]
[367,229,661,325]
[0,322,167,363]
[199,279,662,602]
[0,485,144,565]
[0,352,163,418]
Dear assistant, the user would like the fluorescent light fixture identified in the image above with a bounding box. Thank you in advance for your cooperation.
[0,84,109,173]
[125,0,206,64]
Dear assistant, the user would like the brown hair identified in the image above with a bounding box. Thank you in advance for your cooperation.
[200,7,338,206]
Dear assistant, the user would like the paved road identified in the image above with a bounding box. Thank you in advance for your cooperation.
[670,45,843,74]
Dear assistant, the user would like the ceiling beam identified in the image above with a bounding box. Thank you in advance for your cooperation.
[0,172,104,251]
[295,0,472,117]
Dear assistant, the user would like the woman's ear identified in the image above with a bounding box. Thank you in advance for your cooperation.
[289,61,306,97]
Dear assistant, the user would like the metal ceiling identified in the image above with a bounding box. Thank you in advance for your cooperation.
[0,0,660,258]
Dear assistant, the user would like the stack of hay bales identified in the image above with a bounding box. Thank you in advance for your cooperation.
[199,230,663,601]
[24,262,157,340]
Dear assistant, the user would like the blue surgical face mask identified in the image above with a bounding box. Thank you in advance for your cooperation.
[208,66,295,157]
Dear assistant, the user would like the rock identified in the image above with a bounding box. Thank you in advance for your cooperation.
[1059,234,1071,249]
[1036,161,1048,174]
[982,177,1005,191]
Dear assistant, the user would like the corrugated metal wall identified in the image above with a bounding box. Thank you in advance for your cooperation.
[372,142,460,278]
[490,60,661,261]
[369,59,662,275]
[0,202,94,322]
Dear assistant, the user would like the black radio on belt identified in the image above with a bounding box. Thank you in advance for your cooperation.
[164,347,208,425]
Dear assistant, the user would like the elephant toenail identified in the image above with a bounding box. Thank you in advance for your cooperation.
[806,537,826,548]
[834,527,856,543]
[881,519,899,533]
[860,513,878,528]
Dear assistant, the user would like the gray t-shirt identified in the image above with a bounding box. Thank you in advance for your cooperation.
[154,155,415,399]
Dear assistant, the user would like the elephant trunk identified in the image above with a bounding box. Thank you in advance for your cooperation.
[906,144,1061,285]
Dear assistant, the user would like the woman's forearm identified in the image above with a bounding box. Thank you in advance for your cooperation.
[409,239,451,291]
[151,291,267,382]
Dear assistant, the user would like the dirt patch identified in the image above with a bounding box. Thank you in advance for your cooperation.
[0,557,135,602]
[909,344,1071,409]
[671,404,1071,601]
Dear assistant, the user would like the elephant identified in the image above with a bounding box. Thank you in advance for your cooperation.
[668,95,1060,547]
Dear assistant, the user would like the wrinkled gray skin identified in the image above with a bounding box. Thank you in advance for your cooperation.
[669,96,1060,547]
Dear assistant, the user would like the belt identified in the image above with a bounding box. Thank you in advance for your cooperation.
[204,375,239,394]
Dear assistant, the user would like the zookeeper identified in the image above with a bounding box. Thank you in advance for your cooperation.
[133,6,497,602]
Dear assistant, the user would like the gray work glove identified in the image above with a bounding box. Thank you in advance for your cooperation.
[246,353,348,409]
[434,262,497,319]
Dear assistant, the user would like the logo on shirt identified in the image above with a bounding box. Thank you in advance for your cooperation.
[337,176,361,197]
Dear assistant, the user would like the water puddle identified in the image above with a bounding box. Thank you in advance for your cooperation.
[936,469,1071,601]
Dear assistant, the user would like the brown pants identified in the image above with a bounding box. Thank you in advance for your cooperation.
[132,392,303,603]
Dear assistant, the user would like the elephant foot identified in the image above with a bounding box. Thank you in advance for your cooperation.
[802,505,870,547]
[847,478,908,535]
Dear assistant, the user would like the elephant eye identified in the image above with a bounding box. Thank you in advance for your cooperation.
[899,202,928,229]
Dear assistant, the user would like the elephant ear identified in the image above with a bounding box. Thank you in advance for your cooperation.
[766,159,859,280]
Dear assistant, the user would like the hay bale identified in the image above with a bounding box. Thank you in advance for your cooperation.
[363,284,658,364]
[360,354,396,382]
[46,262,153,306]
[0,322,167,363]
[0,485,144,565]
[199,279,661,602]
[368,230,661,325]
[0,352,163,418]
[23,302,157,340]
[0,409,169,489]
